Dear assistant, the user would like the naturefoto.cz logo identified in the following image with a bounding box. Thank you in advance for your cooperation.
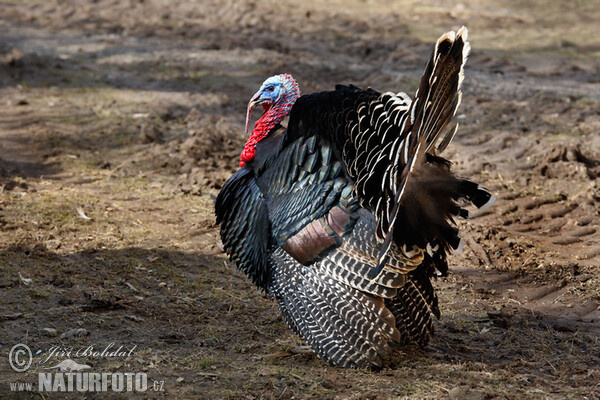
[8,343,165,393]
[39,371,147,393]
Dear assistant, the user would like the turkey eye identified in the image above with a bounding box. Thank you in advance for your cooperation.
[267,86,275,92]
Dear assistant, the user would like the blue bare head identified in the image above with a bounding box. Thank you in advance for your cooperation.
[245,74,300,136]
[254,76,286,105]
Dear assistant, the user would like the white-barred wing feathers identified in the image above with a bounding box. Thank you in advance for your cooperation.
[215,27,494,368]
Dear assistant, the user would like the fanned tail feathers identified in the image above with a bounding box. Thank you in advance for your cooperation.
[408,26,470,153]
[372,27,494,278]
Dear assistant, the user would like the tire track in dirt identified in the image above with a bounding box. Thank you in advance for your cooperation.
[450,127,600,334]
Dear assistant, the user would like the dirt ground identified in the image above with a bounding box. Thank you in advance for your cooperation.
[1,0,599,398]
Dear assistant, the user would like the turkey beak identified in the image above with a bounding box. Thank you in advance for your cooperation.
[245,92,263,136]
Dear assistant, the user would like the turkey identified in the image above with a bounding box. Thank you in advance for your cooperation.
[215,27,494,368]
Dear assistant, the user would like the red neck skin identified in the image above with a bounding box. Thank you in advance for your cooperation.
[240,75,300,167]
[240,105,285,167]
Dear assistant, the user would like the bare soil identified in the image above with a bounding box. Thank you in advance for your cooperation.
[1,0,599,399]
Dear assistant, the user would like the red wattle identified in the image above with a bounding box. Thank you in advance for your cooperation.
[240,111,280,166]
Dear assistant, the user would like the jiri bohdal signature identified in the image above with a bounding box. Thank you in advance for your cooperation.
[39,343,137,365]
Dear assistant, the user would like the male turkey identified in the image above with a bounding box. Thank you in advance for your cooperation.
[215,27,494,368]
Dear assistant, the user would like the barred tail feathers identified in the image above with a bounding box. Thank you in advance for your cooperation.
[373,27,472,247]
[408,26,470,153]
[371,28,496,279]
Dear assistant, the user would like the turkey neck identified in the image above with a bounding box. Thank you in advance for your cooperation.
[240,104,288,167]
